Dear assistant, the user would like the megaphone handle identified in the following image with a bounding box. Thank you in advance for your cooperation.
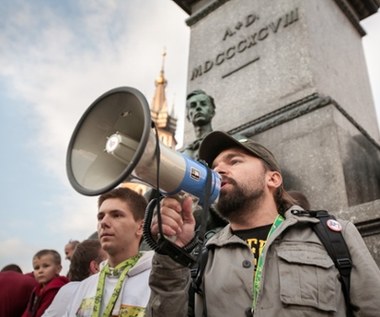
[163,191,201,242]
[142,197,196,267]
[151,193,196,243]
[142,196,179,246]
[174,191,200,207]
[156,237,196,267]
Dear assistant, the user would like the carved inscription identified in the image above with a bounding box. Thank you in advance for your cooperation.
[223,13,259,41]
[190,8,299,81]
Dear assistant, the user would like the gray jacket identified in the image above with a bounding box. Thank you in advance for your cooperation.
[147,207,380,317]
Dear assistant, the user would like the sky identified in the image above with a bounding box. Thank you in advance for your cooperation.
[0,1,379,274]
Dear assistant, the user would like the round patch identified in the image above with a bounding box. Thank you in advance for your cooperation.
[326,219,342,232]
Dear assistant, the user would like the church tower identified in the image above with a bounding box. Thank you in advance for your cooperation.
[150,50,178,149]
[121,51,178,195]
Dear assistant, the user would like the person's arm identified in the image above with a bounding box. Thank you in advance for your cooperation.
[146,253,191,317]
[146,196,196,317]
[344,221,380,316]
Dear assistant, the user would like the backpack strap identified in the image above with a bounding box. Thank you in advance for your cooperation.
[191,244,210,295]
[310,210,353,317]
[189,230,220,317]
[188,245,210,317]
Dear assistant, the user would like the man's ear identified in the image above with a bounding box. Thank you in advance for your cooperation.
[136,220,144,238]
[89,260,99,274]
[267,171,282,190]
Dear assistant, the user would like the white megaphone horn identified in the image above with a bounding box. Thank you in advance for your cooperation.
[66,86,220,206]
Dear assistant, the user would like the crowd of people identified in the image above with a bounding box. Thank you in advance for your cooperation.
[1,91,379,316]
[0,187,153,317]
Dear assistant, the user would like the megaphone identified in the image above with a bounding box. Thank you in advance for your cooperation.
[66,86,220,206]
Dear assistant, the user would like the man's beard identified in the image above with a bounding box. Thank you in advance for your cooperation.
[216,177,265,222]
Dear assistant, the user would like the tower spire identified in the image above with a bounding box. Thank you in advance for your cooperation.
[161,47,166,73]
[150,49,177,149]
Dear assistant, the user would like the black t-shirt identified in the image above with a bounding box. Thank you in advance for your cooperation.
[232,224,272,268]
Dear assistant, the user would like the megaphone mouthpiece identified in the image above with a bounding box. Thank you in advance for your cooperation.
[105,132,139,165]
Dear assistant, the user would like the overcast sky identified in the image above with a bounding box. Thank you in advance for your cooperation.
[0,1,379,274]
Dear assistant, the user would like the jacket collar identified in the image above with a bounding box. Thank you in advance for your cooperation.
[206,205,320,248]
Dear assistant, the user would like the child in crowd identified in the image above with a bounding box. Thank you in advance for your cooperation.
[42,240,107,317]
[22,249,69,317]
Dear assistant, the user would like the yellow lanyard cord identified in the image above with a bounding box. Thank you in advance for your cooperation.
[252,215,284,310]
[91,253,142,317]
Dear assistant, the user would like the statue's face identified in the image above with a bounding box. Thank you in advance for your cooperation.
[186,94,215,126]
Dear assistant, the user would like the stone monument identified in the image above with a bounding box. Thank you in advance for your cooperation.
[173,0,380,265]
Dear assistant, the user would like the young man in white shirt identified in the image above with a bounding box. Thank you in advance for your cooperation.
[66,187,153,317]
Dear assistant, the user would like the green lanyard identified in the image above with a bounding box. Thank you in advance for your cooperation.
[252,215,284,310]
[91,253,142,317]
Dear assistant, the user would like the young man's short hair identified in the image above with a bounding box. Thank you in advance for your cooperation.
[98,187,147,221]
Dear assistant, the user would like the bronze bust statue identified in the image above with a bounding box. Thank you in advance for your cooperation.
[181,90,216,160]
[181,90,228,231]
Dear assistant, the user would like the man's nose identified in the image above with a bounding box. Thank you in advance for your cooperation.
[213,163,226,174]
[99,216,110,228]
[195,102,203,110]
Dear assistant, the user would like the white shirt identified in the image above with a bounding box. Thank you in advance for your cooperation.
[64,251,153,317]
[41,282,80,317]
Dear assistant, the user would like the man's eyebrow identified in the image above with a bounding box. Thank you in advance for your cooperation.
[110,208,124,213]
[212,152,245,168]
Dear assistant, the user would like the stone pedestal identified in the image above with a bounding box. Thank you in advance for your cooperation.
[181,0,379,144]
[173,0,380,265]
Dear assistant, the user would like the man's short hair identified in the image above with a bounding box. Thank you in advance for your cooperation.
[98,187,147,221]
[186,90,216,111]
[67,239,80,247]
[1,263,23,273]
[68,239,103,281]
